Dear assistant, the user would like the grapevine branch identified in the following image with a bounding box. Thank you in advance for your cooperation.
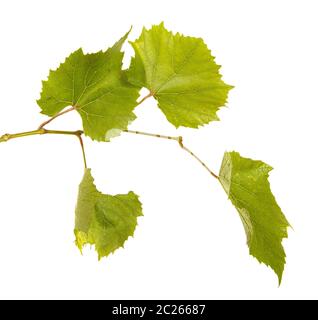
[126,93,219,179]
[0,128,87,168]
[123,130,219,179]
[0,94,218,178]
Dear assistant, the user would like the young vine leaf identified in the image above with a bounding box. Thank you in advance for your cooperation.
[75,169,143,259]
[219,152,290,283]
[37,29,140,141]
[127,22,233,128]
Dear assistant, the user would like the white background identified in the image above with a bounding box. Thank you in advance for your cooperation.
[0,0,317,300]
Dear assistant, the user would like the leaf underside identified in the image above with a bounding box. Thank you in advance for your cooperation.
[219,151,289,284]
[127,22,233,128]
[37,29,140,141]
[75,169,143,259]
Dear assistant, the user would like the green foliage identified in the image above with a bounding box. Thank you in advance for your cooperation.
[0,23,290,283]
[219,152,289,283]
[37,30,140,141]
[127,23,233,128]
[75,169,143,259]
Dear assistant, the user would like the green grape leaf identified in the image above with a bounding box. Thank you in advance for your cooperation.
[127,22,233,128]
[37,29,140,141]
[75,169,143,259]
[219,151,289,284]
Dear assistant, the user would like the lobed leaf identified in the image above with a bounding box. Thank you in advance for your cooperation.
[127,22,233,128]
[37,30,140,141]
